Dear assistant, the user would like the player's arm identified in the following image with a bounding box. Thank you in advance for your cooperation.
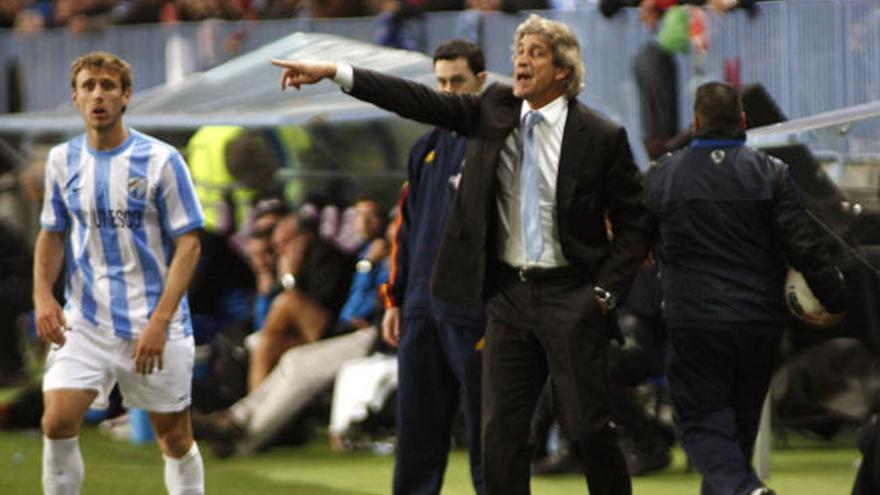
[33,228,67,346]
[132,230,201,374]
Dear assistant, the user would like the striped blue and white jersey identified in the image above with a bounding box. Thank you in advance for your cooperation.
[40,129,205,341]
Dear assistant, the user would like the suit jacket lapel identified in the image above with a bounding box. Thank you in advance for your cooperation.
[557,100,590,215]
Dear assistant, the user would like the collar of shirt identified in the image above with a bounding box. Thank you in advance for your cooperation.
[519,94,568,128]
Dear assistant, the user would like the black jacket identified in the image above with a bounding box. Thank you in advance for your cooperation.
[645,127,846,323]
[349,68,653,307]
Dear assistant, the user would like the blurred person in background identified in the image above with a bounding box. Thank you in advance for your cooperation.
[246,197,390,390]
[0,0,26,28]
[247,211,353,389]
[0,219,32,385]
[192,196,389,457]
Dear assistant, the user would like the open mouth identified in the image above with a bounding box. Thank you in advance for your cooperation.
[516,73,532,84]
[92,108,108,118]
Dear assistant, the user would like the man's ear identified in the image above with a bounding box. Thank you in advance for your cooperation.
[693,114,702,131]
[554,66,571,82]
[739,111,747,130]
[477,71,487,89]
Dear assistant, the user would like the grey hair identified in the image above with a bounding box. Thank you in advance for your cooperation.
[512,14,585,99]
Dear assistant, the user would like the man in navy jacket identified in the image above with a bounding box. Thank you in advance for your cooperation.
[379,39,488,495]
[646,81,846,495]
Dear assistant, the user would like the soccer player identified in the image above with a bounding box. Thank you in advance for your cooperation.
[34,51,205,495]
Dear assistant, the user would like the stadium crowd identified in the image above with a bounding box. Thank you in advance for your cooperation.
[1,0,560,33]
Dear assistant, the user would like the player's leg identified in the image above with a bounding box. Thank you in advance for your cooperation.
[120,336,203,495]
[42,329,113,495]
[41,389,97,495]
[150,409,204,495]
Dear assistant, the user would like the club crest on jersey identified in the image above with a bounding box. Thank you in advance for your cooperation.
[710,149,726,164]
[128,178,148,199]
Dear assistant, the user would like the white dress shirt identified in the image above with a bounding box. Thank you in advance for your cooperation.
[496,95,570,268]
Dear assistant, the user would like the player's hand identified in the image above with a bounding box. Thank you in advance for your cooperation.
[382,307,401,348]
[270,59,337,90]
[132,320,168,374]
[34,294,67,346]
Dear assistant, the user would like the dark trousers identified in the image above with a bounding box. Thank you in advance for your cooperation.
[393,309,485,495]
[667,323,782,495]
[852,414,880,495]
[482,269,631,495]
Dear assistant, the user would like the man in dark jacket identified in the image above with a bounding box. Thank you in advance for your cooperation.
[272,15,653,495]
[379,39,488,495]
[645,81,846,495]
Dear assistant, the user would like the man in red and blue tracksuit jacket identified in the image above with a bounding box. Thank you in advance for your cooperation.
[379,39,487,495]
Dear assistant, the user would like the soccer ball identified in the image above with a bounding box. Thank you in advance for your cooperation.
[784,267,830,323]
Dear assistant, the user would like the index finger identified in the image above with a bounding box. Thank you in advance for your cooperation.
[270,59,298,69]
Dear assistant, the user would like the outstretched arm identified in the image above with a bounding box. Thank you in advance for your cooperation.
[271,59,483,135]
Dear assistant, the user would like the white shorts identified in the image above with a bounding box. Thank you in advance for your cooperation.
[42,326,194,413]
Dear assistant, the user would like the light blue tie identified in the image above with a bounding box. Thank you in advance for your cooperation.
[520,110,544,262]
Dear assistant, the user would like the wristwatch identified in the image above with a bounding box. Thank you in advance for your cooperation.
[281,273,296,291]
[593,286,617,311]
[356,259,373,274]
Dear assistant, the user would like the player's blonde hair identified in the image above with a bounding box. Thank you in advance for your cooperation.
[70,51,133,91]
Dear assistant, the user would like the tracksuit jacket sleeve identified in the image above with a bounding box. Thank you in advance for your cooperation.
[772,163,846,313]
[380,182,411,309]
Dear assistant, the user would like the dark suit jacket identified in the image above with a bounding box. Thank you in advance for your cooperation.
[349,68,653,307]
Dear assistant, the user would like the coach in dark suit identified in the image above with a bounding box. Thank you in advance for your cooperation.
[273,14,652,495]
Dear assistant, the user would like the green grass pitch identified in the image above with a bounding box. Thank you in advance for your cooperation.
[0,427,861,494]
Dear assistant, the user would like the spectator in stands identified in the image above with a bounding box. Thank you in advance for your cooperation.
[328,213,400,451]
[176,0,243,21]
[238,198,289,332]
[601,0,759,159]
[53,0,118,31]
[307,0,371,17]
[192,197,390,457]
[258,0,301,18]
[247,200,387,389]
[249,211,353,389]
[376,0,547,48]
[0,219,32,385]
[338,197,389,330]
[0,0,26,28]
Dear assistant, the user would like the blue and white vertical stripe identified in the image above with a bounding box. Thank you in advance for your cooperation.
[40,129,204,341]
